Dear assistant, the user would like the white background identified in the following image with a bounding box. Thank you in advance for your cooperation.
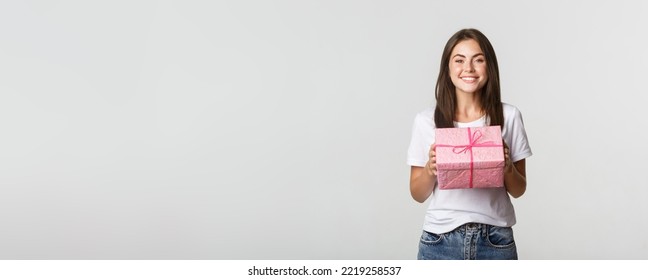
[0,0,646,259]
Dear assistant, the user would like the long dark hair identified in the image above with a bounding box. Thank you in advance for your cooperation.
[434,28,503,128]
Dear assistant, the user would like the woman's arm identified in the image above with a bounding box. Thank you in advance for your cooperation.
[410,144,437,203]
[503,144,527,198]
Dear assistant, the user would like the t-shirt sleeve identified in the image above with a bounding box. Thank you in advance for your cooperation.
[407,113,433,167]
[506,107,533,163]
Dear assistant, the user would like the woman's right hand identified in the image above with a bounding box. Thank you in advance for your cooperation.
[426,143,437,176]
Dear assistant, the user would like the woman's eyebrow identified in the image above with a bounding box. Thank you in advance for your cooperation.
[452,53,485,58]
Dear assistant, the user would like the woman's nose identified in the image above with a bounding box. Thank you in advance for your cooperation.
[463,62,475,72]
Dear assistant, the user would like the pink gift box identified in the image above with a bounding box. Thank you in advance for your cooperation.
[435,126,505,190]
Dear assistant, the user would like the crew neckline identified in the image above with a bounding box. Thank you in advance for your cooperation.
[453,114,486,127]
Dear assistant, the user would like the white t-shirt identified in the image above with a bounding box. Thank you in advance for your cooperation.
[407,103,533,234]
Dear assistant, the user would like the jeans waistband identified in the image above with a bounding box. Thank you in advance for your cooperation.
[463,223,483,229]
[456,223,488,235]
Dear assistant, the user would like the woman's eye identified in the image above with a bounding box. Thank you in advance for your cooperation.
[454,59,463,63]
[475,59,485,63]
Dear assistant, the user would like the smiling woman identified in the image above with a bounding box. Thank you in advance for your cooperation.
[407,28,532,260]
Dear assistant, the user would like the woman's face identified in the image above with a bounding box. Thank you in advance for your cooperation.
[449,39,488,95]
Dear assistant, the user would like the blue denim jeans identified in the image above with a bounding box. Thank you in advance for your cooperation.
[417,223,518,260]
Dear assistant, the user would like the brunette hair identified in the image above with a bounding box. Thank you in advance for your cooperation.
[434,28,503,128]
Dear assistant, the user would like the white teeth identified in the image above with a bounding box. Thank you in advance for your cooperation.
[461,77,476,81]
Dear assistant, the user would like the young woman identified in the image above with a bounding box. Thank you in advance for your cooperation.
[407,29,532,260]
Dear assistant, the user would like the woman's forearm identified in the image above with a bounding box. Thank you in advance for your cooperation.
[410,166,436,203]
[504,160,526,198]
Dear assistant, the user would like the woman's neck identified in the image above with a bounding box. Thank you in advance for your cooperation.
[454,91,484,123]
